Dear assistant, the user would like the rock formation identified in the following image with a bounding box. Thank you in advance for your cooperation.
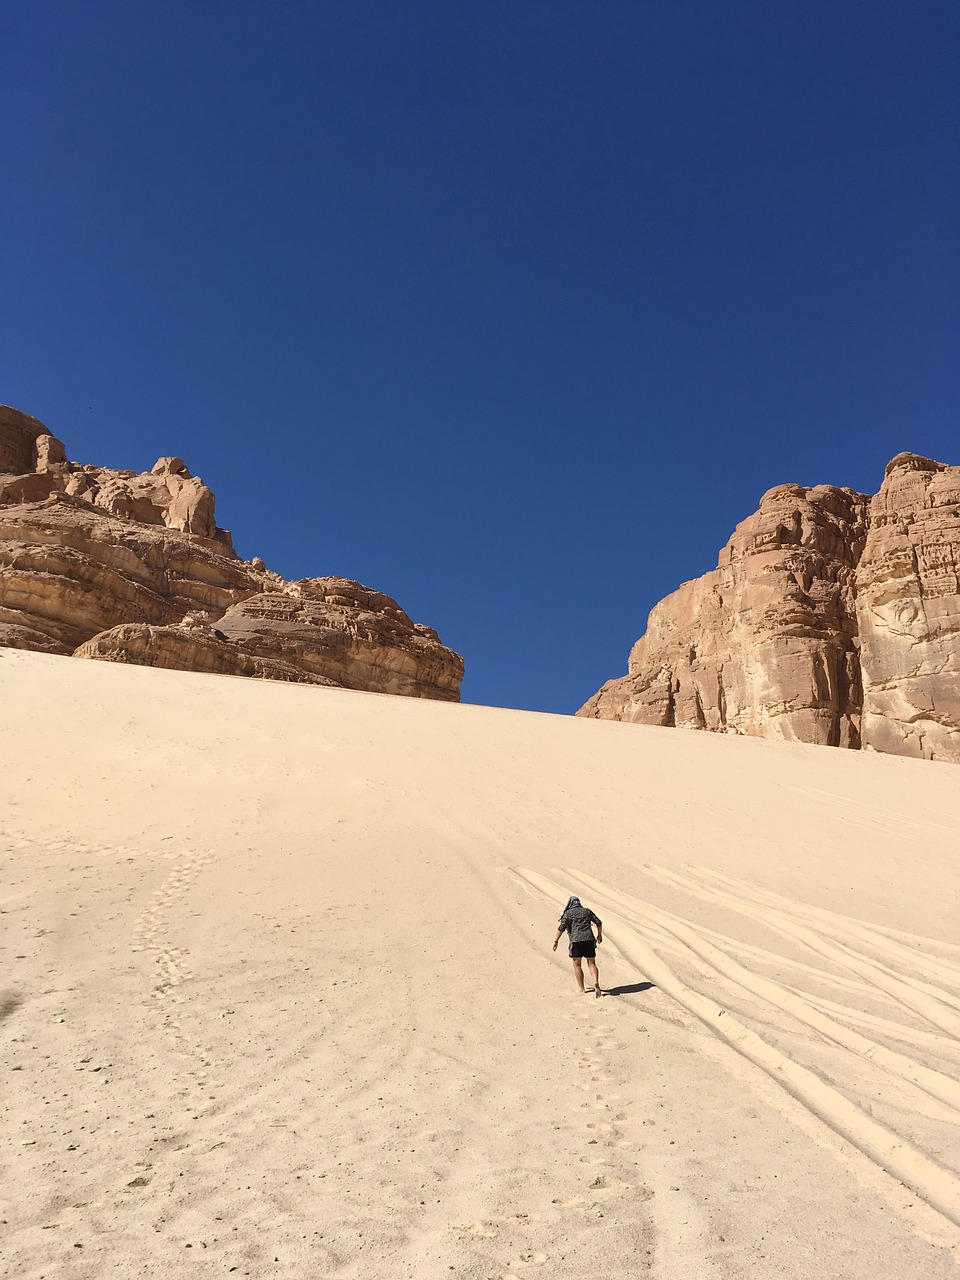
[75,580,461,700]
[0,404,463,701]
[578,453,960,764]
[856,454,960,761]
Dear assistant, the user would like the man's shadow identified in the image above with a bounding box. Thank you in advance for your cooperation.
[603,981,655,996]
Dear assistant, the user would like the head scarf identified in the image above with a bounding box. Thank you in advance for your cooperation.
[562,895,582,914]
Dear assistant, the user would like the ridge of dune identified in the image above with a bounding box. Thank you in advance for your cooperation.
[3,649,959,1279]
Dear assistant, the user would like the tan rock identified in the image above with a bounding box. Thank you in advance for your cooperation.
[74,623,340,686]
[1,405,226,544]
[856,454,960,762]
[74,580,464,701]
[0,497,258,652]
[580,483,869,747]
[35,434,66,471]
[0,404,463,701]
[0,405,65,474]
[84,464,223,542]
[212,578,464,700]
[580,454,960,763]
[151,456,190,476]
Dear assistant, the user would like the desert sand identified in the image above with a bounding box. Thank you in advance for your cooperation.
[3,648,959,1279]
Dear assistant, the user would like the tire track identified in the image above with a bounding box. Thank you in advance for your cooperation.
[696,867,960,989]
[795,990,960,1059]
[512,866,960,1230]
[648,866,960,1038]
[563,870,960,1119]
[690,921,901,1004]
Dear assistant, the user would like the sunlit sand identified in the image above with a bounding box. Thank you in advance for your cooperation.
[3,649,959,1278]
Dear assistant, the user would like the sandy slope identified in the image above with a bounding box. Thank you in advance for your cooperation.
[2,649,959,1279]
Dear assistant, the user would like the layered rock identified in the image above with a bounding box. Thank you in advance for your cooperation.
[75,579,463,701]
[0,497,256,654]
[0,405,463,701]
[579,453,960,763]
[73,622,340,687]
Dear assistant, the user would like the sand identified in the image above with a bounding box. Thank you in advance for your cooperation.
[2,647,959,1279]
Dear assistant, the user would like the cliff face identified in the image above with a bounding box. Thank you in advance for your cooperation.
[0,404,463,701]
[856,454,960,761]
[578,453,960,764]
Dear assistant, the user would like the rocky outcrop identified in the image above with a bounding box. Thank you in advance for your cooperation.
[211,579,462,699]
[0,497,256,654]
[73,622,340,687]
[0,405,57,474]
[856,454,960,761]
[75,579,463,701]
[579,453,960,763]
[579,483,871,747]
[0,404,463,701]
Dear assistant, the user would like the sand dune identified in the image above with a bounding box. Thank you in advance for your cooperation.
[2,649,959,1278]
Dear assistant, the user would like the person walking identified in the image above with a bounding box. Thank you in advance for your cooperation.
[552,895,603,996]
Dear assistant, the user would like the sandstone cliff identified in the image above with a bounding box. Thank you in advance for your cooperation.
[856,454,960,761]
[0,404,463,700]
[578,453,960,764]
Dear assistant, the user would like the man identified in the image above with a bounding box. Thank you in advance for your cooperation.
[552,895,603,997]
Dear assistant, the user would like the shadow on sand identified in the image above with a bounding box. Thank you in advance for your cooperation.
[0,990,23,1022]
[603,981,655,996]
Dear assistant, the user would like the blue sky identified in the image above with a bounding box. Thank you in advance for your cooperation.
[2,2,957,711]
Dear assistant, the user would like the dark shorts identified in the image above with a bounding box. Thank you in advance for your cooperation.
[569,939,596,959]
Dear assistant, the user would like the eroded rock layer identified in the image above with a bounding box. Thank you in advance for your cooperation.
[0,405,463,701]
[579,453,960,763]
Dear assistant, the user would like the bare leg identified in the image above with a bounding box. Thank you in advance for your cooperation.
[587,957,601,996]
[572,957,586,993]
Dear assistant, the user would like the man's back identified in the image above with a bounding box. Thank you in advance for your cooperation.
[559,904,601,943]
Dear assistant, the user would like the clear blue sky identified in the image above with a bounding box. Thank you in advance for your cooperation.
[2,2,957,711]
